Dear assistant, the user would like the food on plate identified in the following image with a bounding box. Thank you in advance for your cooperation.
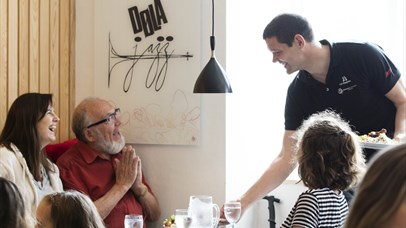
[359,128,395,144]
[163,214,176,227]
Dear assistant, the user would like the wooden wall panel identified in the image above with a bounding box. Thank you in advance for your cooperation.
[39,0,50,93]
[29,0,39,92]
[69,0,75,140]
[0,0,7,128]
[59,0,70,141]
[49,0,60,122]
[19,0,29,94]
[0,0,75,142]
[7,0,18,107]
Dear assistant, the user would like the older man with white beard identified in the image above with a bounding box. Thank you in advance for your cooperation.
[57,97,161,228]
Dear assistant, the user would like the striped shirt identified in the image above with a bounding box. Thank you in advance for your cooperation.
[281,188,348,228]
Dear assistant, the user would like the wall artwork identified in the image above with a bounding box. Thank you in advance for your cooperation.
[94,0,201,145]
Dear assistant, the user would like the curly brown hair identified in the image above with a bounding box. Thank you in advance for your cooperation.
[294,110,366,190]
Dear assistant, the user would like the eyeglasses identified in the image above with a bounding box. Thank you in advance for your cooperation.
[86,108,120,129]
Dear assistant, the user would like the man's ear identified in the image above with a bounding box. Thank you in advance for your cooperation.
[294,34,305,48]
[83,129,96,143]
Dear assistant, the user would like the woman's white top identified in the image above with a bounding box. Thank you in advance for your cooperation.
[0,143,63,227]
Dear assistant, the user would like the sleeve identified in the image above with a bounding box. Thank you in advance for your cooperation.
[362,43,401,95]
[290,192,319,228]
[0,148,17,181]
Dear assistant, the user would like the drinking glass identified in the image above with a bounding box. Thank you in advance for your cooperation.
[175,209,191,228]
[124,214,143,228]
[224,201,241,228]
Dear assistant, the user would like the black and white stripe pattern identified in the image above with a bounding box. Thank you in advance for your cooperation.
[281,188,348,228]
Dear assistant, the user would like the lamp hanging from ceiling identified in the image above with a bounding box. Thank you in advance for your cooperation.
[193,0,232,93]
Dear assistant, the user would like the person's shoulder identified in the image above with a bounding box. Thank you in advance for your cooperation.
[303,188,333,197]
[0,144,21,163]
[297,190,319,204]
[332,40,382,53]
[56,142,80,166]
[300,189,319,197]
[0,145,25,179]
[0,145,13,155]
[46,138,78,163]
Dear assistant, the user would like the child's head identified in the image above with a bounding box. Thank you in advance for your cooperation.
[294,110,366,190]
[36,190,105,228]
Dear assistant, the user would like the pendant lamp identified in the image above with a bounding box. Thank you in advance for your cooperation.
[193,0,232,93]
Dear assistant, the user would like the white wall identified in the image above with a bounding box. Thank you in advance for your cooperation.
[75,1,226,227]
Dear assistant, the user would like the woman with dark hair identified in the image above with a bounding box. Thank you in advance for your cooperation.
[281,110,366,228]
[0,177,29,228]
[0,93,63,227]
[36,190,105,228]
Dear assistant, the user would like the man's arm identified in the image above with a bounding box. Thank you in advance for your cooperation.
[135,186,161,221]
[239,130,297,215]
[94,183,132,219]
[386,79,406,142]
[94,149,136,219]
[132,159,161,221]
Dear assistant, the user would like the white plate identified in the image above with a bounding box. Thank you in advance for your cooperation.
[360,141,392,150]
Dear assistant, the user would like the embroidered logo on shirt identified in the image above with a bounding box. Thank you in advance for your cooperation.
[385,68,392,78]
[339,76,350,86]
[338,75,357,94]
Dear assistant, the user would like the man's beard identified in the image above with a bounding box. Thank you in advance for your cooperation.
[95,131,125,155]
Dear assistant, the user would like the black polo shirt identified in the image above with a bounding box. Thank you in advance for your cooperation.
[285,40,400,137]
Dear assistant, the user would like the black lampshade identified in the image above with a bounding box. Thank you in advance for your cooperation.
[193,0,232,93]
[194,57,232,93]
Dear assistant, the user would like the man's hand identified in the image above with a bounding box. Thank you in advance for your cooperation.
[113,146,137,190]
[394,133,406,143]
[131,154,145,196]
[219,205,230,225]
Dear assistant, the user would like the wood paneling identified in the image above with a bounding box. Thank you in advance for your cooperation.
[0,0,75,142]
[0,0,8,125]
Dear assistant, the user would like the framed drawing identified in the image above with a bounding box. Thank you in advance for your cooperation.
[94,0,201,145]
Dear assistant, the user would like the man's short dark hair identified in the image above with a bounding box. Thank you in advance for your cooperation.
[263,13,314,46]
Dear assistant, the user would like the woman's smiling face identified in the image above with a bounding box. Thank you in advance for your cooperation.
[36,105,59,149]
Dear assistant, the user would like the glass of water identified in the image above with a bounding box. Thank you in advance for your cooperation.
[124,214,143,228]
[175,209,192,228]
[224,201,241,228]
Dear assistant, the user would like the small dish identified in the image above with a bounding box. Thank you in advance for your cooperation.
[360,141,393,150]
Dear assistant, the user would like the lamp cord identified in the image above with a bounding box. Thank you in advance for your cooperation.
[211,0,215,37]
[210,0,216,53]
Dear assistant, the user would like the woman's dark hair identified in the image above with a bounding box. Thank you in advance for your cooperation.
[0,177,27,228]
[0,93,54,181]
[263,13,314,46]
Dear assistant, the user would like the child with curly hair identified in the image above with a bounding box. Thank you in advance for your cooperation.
[281,110,366,228]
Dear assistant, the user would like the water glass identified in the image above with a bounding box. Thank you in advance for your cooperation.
[224,201,241,228]
[175,209,191,228]
[124,214,143,228]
